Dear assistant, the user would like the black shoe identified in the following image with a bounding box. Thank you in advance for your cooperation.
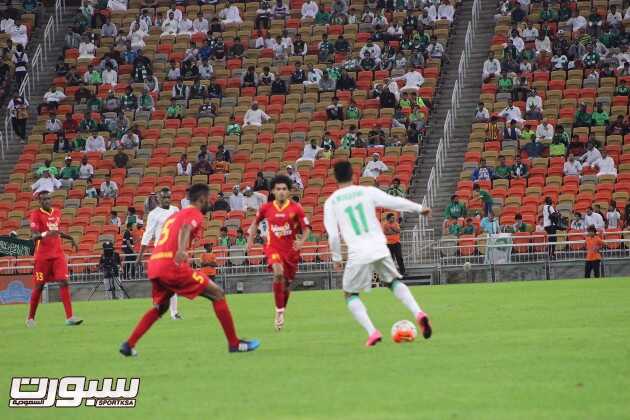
[119,341,138,357]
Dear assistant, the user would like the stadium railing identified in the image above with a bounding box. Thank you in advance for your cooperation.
[2,0,66,150]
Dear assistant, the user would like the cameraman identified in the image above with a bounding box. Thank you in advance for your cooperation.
[122,223,136,279]
[99,241,122,299]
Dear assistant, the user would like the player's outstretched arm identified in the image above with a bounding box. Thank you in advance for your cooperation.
[137,213,157,263]
[246,219,258,250]
[369,187,430,216]
[59,231,78,252]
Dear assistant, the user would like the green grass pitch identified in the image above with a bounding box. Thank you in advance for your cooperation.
[2,278,630,420]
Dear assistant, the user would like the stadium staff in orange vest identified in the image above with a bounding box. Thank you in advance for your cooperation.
[584,225,605,278]
[383,213,405,276]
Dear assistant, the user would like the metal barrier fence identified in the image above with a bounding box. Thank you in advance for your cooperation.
[3,0,66,154]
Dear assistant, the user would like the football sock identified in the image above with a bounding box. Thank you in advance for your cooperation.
[346,296,376,335]
[212,299,239,347]
[273,282,285,310]
[128,307,161,347]
[59,284,74,319]
[391,281,422,317]
[28,287,42,320]
[283,286,290,308]
[169,294,178,317]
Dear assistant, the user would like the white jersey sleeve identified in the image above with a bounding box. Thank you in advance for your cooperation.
[141,210,158,246]
[367,186,424,213]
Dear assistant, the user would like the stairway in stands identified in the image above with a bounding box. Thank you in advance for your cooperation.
[405,0,495,233]
[0,6,76,190]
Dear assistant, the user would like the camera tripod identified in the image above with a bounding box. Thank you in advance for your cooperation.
[87,273,130,300]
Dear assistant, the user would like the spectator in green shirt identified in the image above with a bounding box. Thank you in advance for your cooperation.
[511,213,530,232]
[553,125,569,146]
[540,3,558,22]
[86,94,102,113]
[497,71,513,93]
[314,9,331,24]
[582,44,600,68]
[591,103,609,126]
[36,159,58,178]
[79,111,97,132]
[461,218,476,235]
[574,103,592,127]
[386,178,405,197]
[615,79,630,96]
[226,115,241,136]
[166,98,184,119]
[473,184,493,217]
[549,136,567,157]
[494,156,512,180]
[218,227,231,248]
[234,228,247,247]
[444,194,467,220]
[340,125,357,149]
[519,124,536,142]
[59,156,78,180]
[444,221,462,237]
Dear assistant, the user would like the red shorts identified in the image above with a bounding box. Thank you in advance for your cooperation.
[264,246,300,281]
[147,259,210,305]
[33,256,69,283]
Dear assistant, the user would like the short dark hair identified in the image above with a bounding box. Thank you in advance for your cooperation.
[271,174,292,190]
[587,225,597,233]
[160,187,171,194]
[188,183,210,203]
[333,161,353,183]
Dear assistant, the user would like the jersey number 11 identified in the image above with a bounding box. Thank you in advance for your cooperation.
[344,203,369,235]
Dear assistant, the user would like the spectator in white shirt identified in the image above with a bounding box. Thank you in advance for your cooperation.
[301,0,318,19]
[437,0,454,22]
[360,42,381,59]
[161,12,179,36]
[474,102,490,122]
[102,64,118,85]
[42,87,66,108]
[220,4,243,24]
[570,11,587,32]
[584,207,605,230]
[167,61,181,81]
[228,185,245,211]
[243,187,266,211]
[563,154,583,176]
[394,66,424,91]
[521,23,539,42]
[167,5,183,21]
[362,154,389,178]
[580,143,603,166]
[193,13,209,33]
[78,38,96,59]
[296,139,322,165]
[286,165,303,189]
[11,21,28,47]
[101,18,118,37]
[178,16,194,36]
[482,51,501,82]
[536,119,554,142]
[606,204,621,228]
[79,156,94,180]
[607,5,623,28]
[118,130,139,150]
[535,33,552,55]
[303,63,323,86]
[243,102,270,127]
[85,132,107,152]
[31,170,61,195]
[100,174,118,198]
[45,112,62,135]
[499,99,524,123]
[177,153,192,176]
[526,89,543,113]
[591,149,617,177]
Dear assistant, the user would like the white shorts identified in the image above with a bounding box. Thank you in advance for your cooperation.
[342,255,402,294]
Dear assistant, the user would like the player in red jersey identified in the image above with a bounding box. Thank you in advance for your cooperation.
[120,184,260,356]
[27,190,81,327]
[246,175,310,331]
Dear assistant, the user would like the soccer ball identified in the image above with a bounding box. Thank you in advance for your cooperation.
[391,320,418,343]
[463,261,472,272]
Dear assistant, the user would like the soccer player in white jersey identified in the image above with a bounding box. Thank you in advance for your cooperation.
[137,188,182,320]
[324,161,433,346]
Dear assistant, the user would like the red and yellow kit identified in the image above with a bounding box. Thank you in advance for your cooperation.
[29,208,68,283]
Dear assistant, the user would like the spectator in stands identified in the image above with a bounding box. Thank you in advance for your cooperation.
[37,159,58,178]
[606,202,621,229]
[101,17,118,37]
[114,149,129,169]
[471,159,494,183]
[99,174,118,199]
[40,86,66,114]
[243,187,266,211]
[535,119,554,142]
[216,144,231,163]
[606,115,627,136]
[177,154,192,176]
[32,170,61,195]
[325,97,344,121]
[218,227,231,247]
[138,87,155,111]
[166,98,184,119]
[580,142,603,166]
[11,18,27,47]
[12,44,28,86]
[499,99,523,123]
[241,66,258,88]
[85,130,107,153]
[304,63,323,86]
[254,172,270,192]
[120,87,137,111]
[144,192,158,215]
[503,120,521,141]
[319,71,337,92]
[118,129,140,150]
[171,78,189,100]
[585,206,605,230]
[273,0,289,19]
[192,12,209,34]
[228,185,245,211]
[45,112,62,135]
[296,138,322,165]
[511,155,528,179]
[213,192,230,212]
[494,156,512,180]
[549,135,567,158]
[472,184,493,217]
[54,132,75,154]
[192,153,213,176]
[482,51,501,82]
[286,165,303,189]
[570,212,586,231]
[480,212,500,234]
[243,102,270,127]
[591,149,617,177]
[573,103,592,128]
[197,98,216,119]
[522,136,545,158]
[474,102,490,122]
[368,124,387,146]
[444,194,466,222]
[511,214,530,233]
[7,93,30,143]
[219,3,242,24]
[166,61,181,81]
[362,154,388,178]
[563,154,582,177]
[78,156,94,180]
[59,156,77,188]
[591,103,609,126]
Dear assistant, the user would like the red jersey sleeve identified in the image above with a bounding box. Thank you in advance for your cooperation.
[294,203,310,233]
[29,211,43,232]
[254,203,268,224]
